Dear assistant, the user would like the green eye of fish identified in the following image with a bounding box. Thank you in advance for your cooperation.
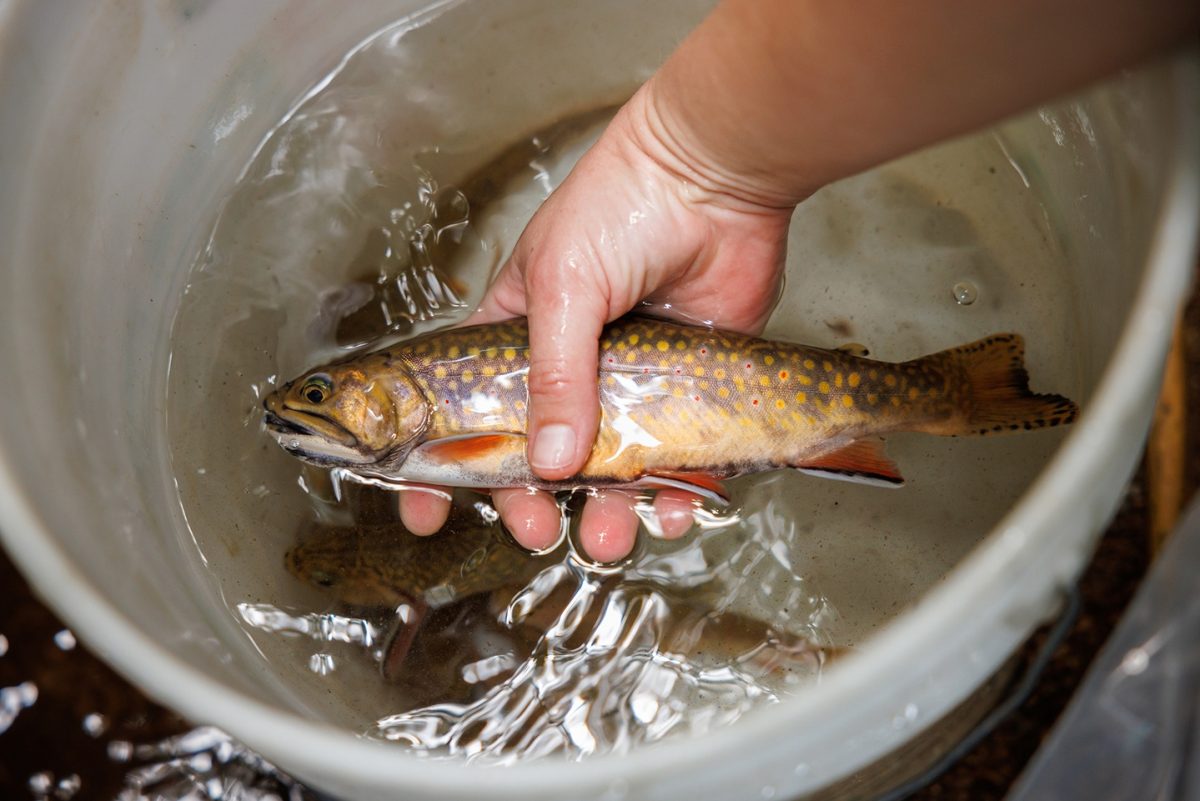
[310,570,337,588]
[300,375,333,404]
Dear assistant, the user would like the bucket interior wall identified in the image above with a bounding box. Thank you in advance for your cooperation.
[0,0,1191,797]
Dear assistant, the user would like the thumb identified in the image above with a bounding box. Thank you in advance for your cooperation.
[522,254,609,481]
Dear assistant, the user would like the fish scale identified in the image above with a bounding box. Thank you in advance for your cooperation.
[264,316,1079,495]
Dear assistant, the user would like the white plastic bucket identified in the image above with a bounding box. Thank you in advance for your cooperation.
[0,2,1196,799]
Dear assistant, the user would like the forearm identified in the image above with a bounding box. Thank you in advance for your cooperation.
[645,0,1198,205]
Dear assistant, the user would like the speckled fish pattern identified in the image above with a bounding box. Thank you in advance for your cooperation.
[380,317,1076,488]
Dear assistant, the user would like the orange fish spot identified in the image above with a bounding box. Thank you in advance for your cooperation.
[848,372,861,388]
[778,370,790,381]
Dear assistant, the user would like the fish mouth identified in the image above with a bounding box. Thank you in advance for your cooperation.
[261,399,377,467]
[262,404,359,449]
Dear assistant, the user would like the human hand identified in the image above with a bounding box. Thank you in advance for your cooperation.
[398,82,797,561]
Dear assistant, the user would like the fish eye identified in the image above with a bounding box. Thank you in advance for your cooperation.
[300,375,333,405]
[311,570,337,588]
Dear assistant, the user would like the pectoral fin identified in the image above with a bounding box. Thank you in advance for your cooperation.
[420,433,527,462]
[634,471,730,505]
[794,439,904,487]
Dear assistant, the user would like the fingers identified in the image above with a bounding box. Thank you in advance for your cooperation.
[651,489,698,540]
[493,488,563,552]
[397,484,452,536]
[521,251,609,482]
[578,490,641,563]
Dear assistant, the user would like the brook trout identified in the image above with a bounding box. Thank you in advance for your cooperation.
[264,317,1078,500]
[288,516,836,681]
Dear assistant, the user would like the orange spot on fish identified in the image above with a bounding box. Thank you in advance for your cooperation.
[775,399,786,410]
[657,340,669,351]
[752,399,760,407]
[842,395,855,408]
[849,372,861,388]
[778,370,789,381]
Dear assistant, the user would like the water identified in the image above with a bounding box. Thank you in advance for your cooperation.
[165,5,1080,763]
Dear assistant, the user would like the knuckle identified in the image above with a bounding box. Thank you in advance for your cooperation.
[526,357,579,401]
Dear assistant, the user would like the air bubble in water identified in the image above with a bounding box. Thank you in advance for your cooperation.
[82,713,108,737]
[952,281,978,306]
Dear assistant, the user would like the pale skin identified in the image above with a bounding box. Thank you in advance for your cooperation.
[400,0,1199,562]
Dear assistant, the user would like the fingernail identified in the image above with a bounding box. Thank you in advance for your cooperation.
[531,424,575,472]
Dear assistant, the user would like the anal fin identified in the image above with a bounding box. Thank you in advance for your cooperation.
[794,439,904,488]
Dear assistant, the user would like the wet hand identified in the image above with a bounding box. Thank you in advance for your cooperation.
[399,83,795,561]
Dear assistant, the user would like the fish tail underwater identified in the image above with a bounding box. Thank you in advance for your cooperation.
[913,333,1079,437]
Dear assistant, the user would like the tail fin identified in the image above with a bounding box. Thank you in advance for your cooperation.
[922,334,1079,436]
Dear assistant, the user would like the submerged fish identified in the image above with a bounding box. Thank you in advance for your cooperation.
[263,317,1078,501]
[286,514,550,679]
[287,516,836,681]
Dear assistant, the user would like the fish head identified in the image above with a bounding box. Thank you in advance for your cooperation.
[285,525,417,607]
[263,354,429,469]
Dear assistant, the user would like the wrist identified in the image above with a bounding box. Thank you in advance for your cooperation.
[617,79,813,213]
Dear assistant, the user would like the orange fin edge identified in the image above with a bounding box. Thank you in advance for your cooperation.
[420,433,525,462]
[794,439,904,488]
